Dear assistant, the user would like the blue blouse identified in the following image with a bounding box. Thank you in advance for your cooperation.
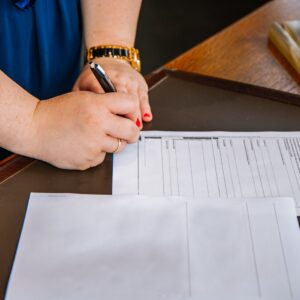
[0,0,83,159]
[0,0,82,99]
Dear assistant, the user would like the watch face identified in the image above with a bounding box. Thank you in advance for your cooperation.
[12,0,35,10]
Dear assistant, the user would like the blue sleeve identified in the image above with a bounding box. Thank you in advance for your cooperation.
[0,0,82,99]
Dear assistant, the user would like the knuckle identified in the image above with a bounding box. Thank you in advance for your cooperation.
[131,94,140,106]
[125,95,139,112]
[139,80,149,92]
[140,92,149,103]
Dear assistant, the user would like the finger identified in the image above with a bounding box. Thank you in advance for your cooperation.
[102,136,127,154]
[125,112,142,130]
[103,92,140,118]
[105,114,140,144]
[118,82,143,129]
[139,88,152,122]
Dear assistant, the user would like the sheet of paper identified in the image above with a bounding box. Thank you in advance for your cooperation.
[5,194,300,300]
[113,131,300,214]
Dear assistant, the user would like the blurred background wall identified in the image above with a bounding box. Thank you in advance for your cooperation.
[136,0,270,75]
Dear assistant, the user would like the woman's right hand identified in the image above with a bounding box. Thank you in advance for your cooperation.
[30,91,140,170]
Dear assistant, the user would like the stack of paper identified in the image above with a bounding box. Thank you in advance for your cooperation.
[5,194,300,300]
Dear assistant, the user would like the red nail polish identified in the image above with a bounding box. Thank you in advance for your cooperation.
[136,118,141,127]
[143,113,151,118]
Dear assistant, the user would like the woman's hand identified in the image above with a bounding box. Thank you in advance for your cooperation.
[30,91,140,170]
[73,57,152,128]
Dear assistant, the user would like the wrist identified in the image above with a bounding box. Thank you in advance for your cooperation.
[18,98,42,158]
[91,56,131,67]
[2,97,41,159]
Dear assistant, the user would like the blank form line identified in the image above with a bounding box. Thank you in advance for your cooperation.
[174,141,180,196]
[291,139,300,186]
[161,139,166,196]
[253,139,266,197]
[287,139,300,189]
[296,138,300,162]
[188,141,195,197]
[245,202,262,298]
[201,141,210,197]
[259,139,273,196]
[167,141,173,196]
[245,139,258,197]
[278,141,296,199]
[211,139,221,198]
[273,203,294,299]
[266,140,280,196]
[185,203,192,297]
[283,139,296,197]
[232,139,243,197]
[218,139,229,198]
[225,139,236,197]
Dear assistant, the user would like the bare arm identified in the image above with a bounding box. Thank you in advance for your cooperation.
[81,0,142,48]
[0,70,39,156]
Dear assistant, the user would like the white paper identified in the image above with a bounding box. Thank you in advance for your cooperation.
[5,194,300,300]
[113,131,300,214]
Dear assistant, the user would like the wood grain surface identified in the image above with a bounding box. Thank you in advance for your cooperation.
[166,0,300,95]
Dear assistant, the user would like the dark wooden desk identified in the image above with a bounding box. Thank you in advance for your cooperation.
[166,0,300,95]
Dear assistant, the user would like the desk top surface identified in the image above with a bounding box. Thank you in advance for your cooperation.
[166,0,300,96]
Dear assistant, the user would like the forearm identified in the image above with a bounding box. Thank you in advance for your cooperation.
[0,70,39,155]
[81,0,142,48]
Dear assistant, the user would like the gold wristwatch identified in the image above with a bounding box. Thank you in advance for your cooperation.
[87,45,141,72]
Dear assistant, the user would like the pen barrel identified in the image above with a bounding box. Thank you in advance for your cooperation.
[91,68,116,93]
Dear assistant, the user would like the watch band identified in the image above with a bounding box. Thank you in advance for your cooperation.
[87,45,141,72]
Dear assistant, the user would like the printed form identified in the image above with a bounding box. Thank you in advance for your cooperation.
[113,131,300,214]
[5,194,300,300]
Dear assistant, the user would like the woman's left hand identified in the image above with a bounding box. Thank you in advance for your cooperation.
[73,57,152,128]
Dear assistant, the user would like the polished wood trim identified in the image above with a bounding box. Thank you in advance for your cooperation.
[0,154,16,167]
[0,156,34,183]
[164,68,300,106]
[166,0,300,96]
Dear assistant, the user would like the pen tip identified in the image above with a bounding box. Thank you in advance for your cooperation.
[89,61,95,69]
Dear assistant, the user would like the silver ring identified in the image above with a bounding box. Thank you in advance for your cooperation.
[112,139,121,153]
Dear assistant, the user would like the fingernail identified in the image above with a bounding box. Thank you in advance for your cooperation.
[136,118,141,127]
[143,113,151,118]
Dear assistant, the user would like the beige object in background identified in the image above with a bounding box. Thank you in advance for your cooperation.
[269,20,300,74]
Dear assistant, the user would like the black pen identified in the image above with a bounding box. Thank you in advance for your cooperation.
[89,62,117,93]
